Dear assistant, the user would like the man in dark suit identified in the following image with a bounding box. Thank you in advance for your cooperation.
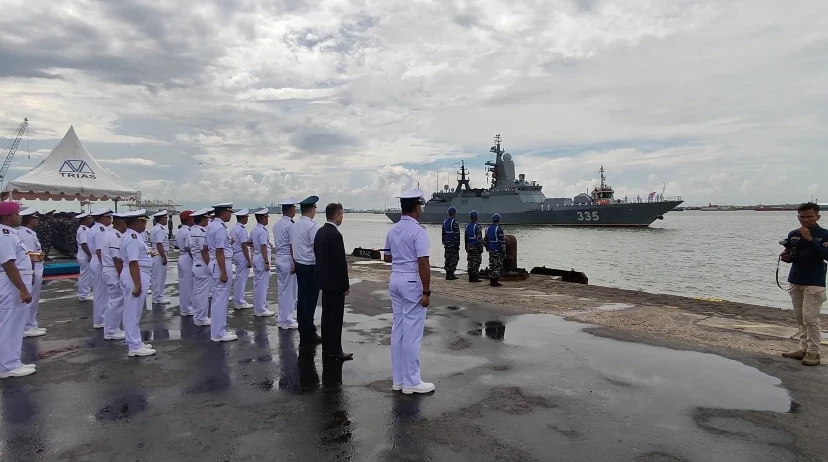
[314,203,353,361]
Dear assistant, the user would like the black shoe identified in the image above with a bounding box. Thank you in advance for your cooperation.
[446,272,458,280]
[490,279,502,287]
[469,276,482,283]
[301,333,323,344]
[325,352,354,361]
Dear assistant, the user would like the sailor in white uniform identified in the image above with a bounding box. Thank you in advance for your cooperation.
[175,210,195,316]
[273,198,299,329]
[76,212,94,301]
[150,211,171,305]
[384,189,435,394]
[102,213,128,340]
[18,208,46,338]
[250,208,275,317]
[89,208,113,328]
[231,208,252,309]
[0,201,36,378]
[119,209,155,357]
[206,203,237,342]
[189,208,213,326]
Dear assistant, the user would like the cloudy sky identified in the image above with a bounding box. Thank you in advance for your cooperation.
[1,0,826,209]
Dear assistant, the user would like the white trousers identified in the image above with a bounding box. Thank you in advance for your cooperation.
[0,276,30,372]
[151,255,168,303]
[102,267,124,336]
[120,269,150,352]
[389,273,426,388]
[178,255,194,314]
[252,254,269,314]
[232,253,250,306]
[192,260,212,324]
[24,264,43,331]
[209,259,232,339]
[275,254,297,326]
[77,252,93,298]
[90,258,106,325]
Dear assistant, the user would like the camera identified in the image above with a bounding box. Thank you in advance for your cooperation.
[780,238,796,263]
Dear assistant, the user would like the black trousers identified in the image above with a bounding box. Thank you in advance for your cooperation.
[321,290,345,355]
[294,263,319,336]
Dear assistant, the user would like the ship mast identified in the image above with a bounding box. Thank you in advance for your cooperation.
[486,134,505,189]
[454,160,471,193]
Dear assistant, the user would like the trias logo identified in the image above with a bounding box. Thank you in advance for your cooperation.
[59,160,96,179]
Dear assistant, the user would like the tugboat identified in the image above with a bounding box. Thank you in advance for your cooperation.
[386,134,683,226]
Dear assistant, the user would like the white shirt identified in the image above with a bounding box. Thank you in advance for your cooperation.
[0,224,32,276]
[76,224,89,255]
[175,225,191,256]
[206,219,231,262]
[273,216,294,257]
[120,229,152,272]
[384,216,430,274]
[230,223,249,256]
[290,215,319,265]
[101,228,123,268]
[152,223,169,252]
[17,226,42,269]
[188,225,208,265]
[88,222,108,253]
[250,223,270,256]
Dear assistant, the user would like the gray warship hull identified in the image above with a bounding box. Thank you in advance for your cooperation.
[386,200,683,227]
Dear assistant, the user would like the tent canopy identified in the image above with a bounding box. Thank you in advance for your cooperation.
[5,126,141,202]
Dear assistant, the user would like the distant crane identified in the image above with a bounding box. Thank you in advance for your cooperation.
[0,118,28,190]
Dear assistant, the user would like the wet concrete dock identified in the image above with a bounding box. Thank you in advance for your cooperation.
[3,260,827,461]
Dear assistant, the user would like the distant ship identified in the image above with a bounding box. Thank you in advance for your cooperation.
[253,203,281,214]
[386,135,683,227]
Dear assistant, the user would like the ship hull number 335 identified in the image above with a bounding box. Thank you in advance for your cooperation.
[576,211,599,221]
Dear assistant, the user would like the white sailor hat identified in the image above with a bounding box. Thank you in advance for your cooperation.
[191,207,213,217]
[253,208,269,215]
[152,210,168,218]
[123,209,149,220]
[279,198,298,206]
[19,208,38,217]
[111,211,127,219]
[396,189,425,200]
[90,207,113,217]
[75,212,90,219]
[234,208,249,216]
[212,202,233,209]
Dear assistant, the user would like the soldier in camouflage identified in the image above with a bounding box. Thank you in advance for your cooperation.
[442,206,461,280]
[464,210,484,283]
[484,213,505,287]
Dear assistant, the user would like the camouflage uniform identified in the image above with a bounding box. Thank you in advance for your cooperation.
[442,216,461,279]
[465,221,484,281]
[484,222,505,285]
[36,214,54,259]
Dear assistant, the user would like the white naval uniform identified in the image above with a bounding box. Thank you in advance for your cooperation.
[150,223,169,303]
[273,216,297,327]
[250,223,270,315]
[17,226,43,332]
[206,219,232,338]
[89,223,108,326]
[0,224,33,373]
[76,224,93,299]
[101,227,124,337]
[120,229,152,353]
[230,222,251,307]
[384,216,430,389]
[188,225,211,325]
[175,225,194,315]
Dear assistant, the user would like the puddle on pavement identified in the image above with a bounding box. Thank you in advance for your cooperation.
[496,313,791,413]
[595,303,634,312]
[369,290,391,300]
[468,321,506,341]
[95,394,149,422]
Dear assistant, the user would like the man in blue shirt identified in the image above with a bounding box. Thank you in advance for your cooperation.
[442,207,460,280]
[781,202,828,366]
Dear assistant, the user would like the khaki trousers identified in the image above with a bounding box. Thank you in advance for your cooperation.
[789,284,827,354]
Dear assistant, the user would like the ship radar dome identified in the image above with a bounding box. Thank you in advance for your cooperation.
[503,152,512,161]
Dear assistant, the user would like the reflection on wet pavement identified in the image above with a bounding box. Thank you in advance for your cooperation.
[0,270,800,461]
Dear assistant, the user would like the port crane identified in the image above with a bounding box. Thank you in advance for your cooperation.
[0,118,28,190]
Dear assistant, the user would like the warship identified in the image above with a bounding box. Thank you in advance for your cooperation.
[386,135,683,227]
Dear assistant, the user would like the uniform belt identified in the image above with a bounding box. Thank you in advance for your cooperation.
[392,270,419,274]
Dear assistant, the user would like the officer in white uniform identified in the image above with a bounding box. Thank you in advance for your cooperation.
[231,208,252,310]
[150,211,171,305]
[89,208,113,328]
[18,208,46,338]
[383,189,435,395]
[273,198,299,329]
[188,208,213,326]
[250,208,275,317]
[119,209,155,357]
[75,212,94,301]
[102,213,127,340]
[175,210,195,316]
[206,202,237,342]
[291,196,321,341]
[0,201,36,378]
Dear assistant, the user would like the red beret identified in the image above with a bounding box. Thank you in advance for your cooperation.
[179,210,194,220]
[0,201,21,217]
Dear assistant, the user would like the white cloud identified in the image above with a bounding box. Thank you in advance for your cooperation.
[1,0,826,208]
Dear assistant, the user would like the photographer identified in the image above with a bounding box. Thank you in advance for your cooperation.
[780,202,828,366]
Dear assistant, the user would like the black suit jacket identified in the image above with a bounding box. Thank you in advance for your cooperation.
[314,223,349,293]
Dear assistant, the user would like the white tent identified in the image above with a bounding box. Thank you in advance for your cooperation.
[5,126,141,202]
